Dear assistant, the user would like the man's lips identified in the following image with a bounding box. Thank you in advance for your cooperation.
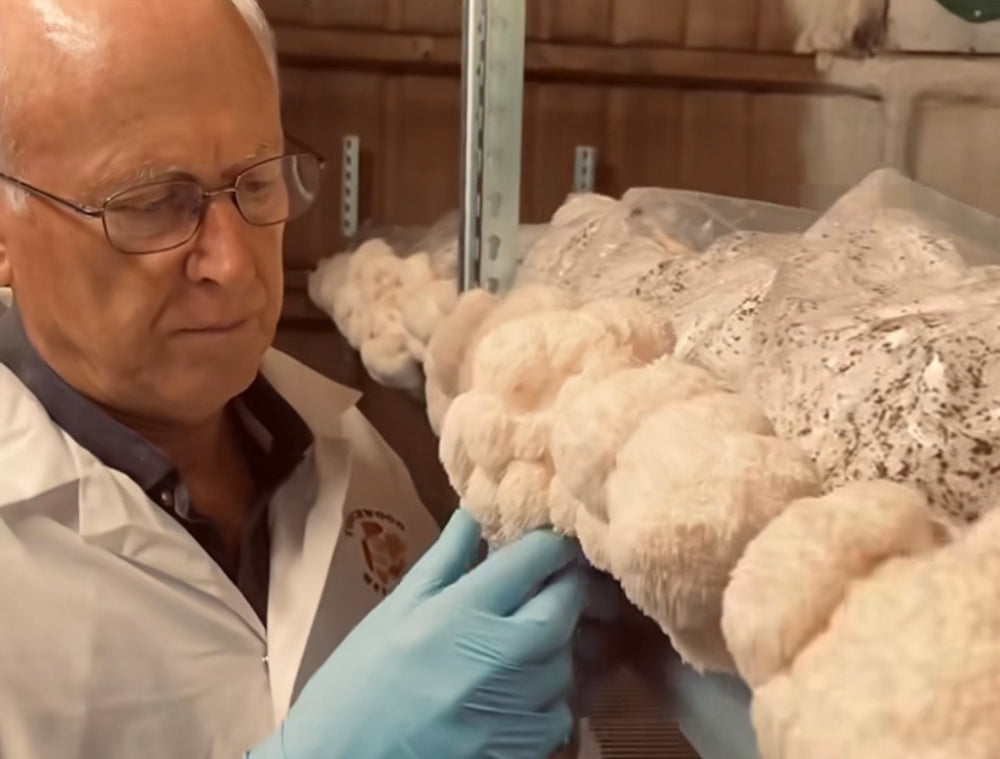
[177,317,253,334]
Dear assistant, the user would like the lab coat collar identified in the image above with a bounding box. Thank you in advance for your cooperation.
[1,329,368,724]
[0,305,318,509]
[258,349,362,436]
[0,304,176,495]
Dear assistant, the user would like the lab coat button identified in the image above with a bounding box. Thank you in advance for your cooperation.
[159,490,174,509]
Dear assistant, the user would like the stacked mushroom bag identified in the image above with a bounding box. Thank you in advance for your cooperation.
[722,480,1000,759]
[631,231,812,389]
[514,190,696,300]
[424,189,700,429]
[511,171,1000,527]
[747,203,1000,528]
[519,188,817,389]
[437,285,822,672]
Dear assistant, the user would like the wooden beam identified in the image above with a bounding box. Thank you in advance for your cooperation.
[273,25,830,89]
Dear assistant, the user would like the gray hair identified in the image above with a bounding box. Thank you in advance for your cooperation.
[230,0,279,82]
[0,0,278,206]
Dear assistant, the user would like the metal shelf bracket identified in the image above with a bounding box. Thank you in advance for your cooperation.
[574,145,598,193]
[341,135,360,239]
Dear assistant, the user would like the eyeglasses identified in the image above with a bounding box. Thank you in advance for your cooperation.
[0,141,326,255]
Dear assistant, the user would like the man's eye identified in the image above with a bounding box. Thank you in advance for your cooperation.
[243,180,276,195]
[131,199,169,213]
[118,190,187,214]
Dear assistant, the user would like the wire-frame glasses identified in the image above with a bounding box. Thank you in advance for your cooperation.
[0,142,326,255]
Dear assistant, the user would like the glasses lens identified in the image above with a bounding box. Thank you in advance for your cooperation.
[235,154,323,227]
[104,181,203,254]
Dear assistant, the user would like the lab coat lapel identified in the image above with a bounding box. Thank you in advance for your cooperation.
[265,435,351,723]
[77,464,267,641]
[75,347,366,674]
[1,366,267,646]
[256,350,364,722]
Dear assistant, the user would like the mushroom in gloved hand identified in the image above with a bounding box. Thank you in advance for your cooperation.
[439,293,676,532]
[424,284,580,434]
[438,291,821,673]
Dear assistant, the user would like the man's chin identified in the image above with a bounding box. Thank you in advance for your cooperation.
[164,362,261,418]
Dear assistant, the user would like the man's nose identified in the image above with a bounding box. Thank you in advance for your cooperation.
[185,197,257,286]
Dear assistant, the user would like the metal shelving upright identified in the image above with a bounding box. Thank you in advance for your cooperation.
[458,0,526,295]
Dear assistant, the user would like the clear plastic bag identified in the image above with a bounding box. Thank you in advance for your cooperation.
[621,186,820,252]
[748,168,1000,527]
[807,168,1000,267]
[515,188,818,305]
[647,232,811,388]
[523,169,1000,526]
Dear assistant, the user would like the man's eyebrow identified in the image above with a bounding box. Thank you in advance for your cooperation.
[222,142,285,178]
[242,142,284,163]
[93,164,187,197]
[93,142,283,197]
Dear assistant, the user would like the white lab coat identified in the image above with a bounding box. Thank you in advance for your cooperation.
[0,347,441,759]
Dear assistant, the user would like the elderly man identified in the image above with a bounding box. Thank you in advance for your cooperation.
[0,1,624,758]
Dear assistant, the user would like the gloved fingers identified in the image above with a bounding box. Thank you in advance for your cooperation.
[396,508,483,600]
[460,646,575,712]
[504,564,586,661]
[516,648,576,711]
[536,699,576,757]
[461,701,575,758]
[455,529,582,616]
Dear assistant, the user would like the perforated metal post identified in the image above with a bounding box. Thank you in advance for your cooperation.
[341,135,360,238]
[574,145,598,193]
[459,0,526,295]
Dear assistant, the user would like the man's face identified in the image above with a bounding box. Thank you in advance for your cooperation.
[0,2,286,425]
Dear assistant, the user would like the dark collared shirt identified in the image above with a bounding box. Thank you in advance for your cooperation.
[0,305,313,624]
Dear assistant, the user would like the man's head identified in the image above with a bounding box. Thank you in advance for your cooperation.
[0,0,292,427]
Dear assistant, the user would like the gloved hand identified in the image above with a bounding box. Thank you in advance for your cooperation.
[250,508,586,759]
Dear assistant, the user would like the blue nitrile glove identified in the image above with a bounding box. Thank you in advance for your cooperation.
[249,508,586,759]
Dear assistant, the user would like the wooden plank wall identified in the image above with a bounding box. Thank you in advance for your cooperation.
[271,1,1000,269]
[281,68,885,269]
[264,0,804,49]
[270,1,893,269]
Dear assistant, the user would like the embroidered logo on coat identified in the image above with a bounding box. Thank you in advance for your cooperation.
[344,509,409,597]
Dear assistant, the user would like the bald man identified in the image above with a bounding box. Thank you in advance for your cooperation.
[0,2,604,758]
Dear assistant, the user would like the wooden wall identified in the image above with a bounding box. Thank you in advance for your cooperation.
[263,0,807,49]
[279,68,888,267]
[268,0,864,269]
[269,1,1000,269]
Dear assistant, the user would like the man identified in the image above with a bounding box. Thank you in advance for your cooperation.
[0,1,616,757]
